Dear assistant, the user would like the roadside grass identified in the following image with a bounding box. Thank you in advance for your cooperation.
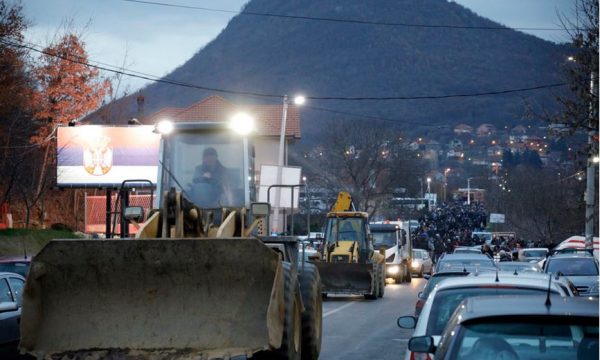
[0,229,80,257]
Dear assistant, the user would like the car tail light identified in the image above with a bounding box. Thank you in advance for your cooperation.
[410,352,432,360]
[415,299,425,315]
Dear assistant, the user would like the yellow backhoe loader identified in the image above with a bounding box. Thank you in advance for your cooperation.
[19,122,322,360]
[311,192,385,299]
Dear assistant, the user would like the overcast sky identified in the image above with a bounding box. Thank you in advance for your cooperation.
[21,0,574,95]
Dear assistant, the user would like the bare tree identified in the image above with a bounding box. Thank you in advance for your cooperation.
[309,119,423,217]
[488,165,585,245]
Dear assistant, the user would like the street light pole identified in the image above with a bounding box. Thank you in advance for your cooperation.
[467,177,472,205]
[273,95,289,234]
[585,71,598,249]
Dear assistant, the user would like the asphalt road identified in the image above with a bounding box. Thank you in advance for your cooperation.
[319,278,426,360]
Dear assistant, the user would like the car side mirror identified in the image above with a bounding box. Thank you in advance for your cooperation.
[124,206,144,222]
[408,336,436,353]
[417,291,423,298]
[397,315,417,329]
[423,274,431,280]
[0,301,18,312]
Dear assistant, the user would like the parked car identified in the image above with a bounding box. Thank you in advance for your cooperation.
[0,257,31,278]
[543,251,599,296]
[411,249,433,277]
[517,247,548,262]
[398,272,570,360]
[434,253,495,274]
[414,264,496,316]
[497,261,541,273]
[404,295,598,360]
[0,272,26,358]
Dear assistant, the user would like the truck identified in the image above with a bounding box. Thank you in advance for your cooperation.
[370,221,412,283]
[19,121,322,360]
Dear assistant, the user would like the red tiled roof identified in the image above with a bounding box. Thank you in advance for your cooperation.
[144,96,301,138]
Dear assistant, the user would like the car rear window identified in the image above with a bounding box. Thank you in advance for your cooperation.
[421,273,469,299]
[452,319,598,360]
[0,262,30,277]
[427,287,555,335]
[438,258,495,270]
[546,258,598,276]
[522,250,547,258]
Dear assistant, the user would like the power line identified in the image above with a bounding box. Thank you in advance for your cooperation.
[122,0,577,32]
[306,83,566,101]
[304,105,449,128]
[2,38,568,102]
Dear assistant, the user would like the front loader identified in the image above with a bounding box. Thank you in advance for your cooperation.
[19,122,322,360]
[311,192,385,299]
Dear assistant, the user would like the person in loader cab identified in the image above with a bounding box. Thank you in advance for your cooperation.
[192,147,231,207]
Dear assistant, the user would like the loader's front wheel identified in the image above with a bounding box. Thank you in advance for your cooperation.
[364,264,379,300]
[257,262,301,360]
[377,264,385,298]
[299,263,322,360]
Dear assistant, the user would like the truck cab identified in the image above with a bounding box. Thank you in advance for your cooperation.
[370,221,412,283]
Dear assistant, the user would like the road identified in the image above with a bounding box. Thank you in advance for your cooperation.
[319,278,426,360]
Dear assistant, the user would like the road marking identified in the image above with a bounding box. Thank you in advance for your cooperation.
[323,302,355,318]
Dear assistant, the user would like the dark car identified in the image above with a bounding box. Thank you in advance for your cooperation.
[0,272,26,358]
[414,265,496,316]
[434,253,495,274]
[0,257,31,278]
[543,252,599,296]
[406,295,598,360]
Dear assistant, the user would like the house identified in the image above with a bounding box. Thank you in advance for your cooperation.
[448,139,463,150]
[487,145,505,157]
[454,124,474,135]
[144,96,301,182]
[476,123,497,137]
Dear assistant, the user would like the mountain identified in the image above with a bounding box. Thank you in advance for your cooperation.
[109,0,569,142]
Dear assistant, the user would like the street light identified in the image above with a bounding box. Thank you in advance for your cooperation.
[426,177,432,208]
[294,95,306,106]
[274,94,306,233]
[443,168,451,202]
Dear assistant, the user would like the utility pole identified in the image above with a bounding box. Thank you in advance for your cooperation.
[273,95,289,234]
[585,71,598,249]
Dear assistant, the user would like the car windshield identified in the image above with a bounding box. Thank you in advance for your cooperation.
[371,231,396,249]
[413,251,423,259]
[0,262,29,277]
[453,319,598,360]
[427,287,554,335]
[162,130,248,208]
[523,250,547,258]
[546,258,599,276]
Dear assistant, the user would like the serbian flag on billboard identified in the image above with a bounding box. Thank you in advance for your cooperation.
[57,126,160,187]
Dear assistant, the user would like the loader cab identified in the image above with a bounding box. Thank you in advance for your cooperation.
[156,122,255,210]
[323,212,372,263]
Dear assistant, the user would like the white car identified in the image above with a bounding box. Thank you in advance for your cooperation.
[411,249,433,277]
[398,272,571,360]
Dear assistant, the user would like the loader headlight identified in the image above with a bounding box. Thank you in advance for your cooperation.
[155,119,174,135]
[387,265,400,275]
[229,112,255,136]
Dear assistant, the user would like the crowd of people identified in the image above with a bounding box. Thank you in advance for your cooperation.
[412,202,489,262]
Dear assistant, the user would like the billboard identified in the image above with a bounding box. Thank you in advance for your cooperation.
[258,165,302,208]
[57,126,160,187]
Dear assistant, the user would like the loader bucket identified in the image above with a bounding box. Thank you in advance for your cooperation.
[311,262,373,294]
[20,238,285,359]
